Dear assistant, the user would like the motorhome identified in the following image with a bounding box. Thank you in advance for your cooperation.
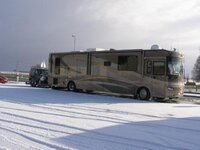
[48,48,184,100]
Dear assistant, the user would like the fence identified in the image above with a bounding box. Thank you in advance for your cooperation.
[184,85,200,93]
[0,72,29,82]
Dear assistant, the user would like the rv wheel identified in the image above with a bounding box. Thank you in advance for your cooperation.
[67,81,76,91]
[138,87,150,100]
[30,83,34,87]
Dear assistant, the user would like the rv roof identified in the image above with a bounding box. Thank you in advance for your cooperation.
[50,49,171,55]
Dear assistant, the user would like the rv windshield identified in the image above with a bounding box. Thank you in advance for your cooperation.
[168,58,183,76]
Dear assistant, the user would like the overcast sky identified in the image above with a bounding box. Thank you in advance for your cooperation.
[0,0,200,76]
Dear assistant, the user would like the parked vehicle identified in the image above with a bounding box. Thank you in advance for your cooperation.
[48,48,184,100]
[29,66,48,87]
[0,75,8,84]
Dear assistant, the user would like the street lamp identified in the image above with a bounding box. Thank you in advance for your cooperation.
[72,34,76,51]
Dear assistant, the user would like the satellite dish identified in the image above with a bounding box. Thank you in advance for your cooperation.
[151,44,159,50]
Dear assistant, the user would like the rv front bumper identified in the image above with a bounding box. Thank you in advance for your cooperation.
[167,87,183,98]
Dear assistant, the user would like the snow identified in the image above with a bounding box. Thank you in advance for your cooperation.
[0,83,200,150]
[184,92,200,98]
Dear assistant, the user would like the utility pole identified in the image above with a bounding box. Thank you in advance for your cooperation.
[72,34,76,51]
[15,60,19,82]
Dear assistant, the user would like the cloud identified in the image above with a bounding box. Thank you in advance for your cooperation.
[0,0,199,74]
[70,0,200,49]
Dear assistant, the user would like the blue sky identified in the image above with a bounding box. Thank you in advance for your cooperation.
[0,0,200,76]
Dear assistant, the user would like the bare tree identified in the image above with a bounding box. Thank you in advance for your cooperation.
[192,55,200,81]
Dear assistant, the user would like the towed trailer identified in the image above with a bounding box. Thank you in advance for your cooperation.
[48,48,184,100]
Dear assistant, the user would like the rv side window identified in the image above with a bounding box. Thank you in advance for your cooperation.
[118,55,138,71]
[30,68,36,75]
[55,58,60,66]
[153,61,165,75]
[55,58,61,75]
[104,61,111,66]
[147,61,152,74]
[49,55,52,73]
[144,60,152,75]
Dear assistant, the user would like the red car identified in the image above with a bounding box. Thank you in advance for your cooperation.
[0,76,8,83]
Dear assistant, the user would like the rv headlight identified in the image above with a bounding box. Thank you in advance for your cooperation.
[168,87,174,91]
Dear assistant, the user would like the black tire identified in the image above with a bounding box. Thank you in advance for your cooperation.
[67,81,76,91]
[30,82,34,87]
[33,81,38,87]
[138,87,150,100]
[31,81,37,87]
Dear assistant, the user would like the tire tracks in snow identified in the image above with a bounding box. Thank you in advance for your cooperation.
[1,102,200,150]
[0,106,130,125]
[30,103,200,129]
[0,111,197,150]
[1,104,200,148]
[0,125,70,150]
[0,116,152,150]
[29,104,162,124]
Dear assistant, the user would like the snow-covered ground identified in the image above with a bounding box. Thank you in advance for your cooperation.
[0,83,200,150]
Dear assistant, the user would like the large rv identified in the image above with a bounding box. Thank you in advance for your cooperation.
[48,49,184,100]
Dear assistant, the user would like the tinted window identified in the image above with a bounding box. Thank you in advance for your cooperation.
[144,60,152,75]
[104,61,111,66]
[30,68,36,75]
[153,61,165,75]
[118,55,138,71]
[167,57,183,76]
[55,58,60,66]
[55,58,61,74]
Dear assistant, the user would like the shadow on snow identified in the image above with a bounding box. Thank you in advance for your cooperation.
[54,117,200,150]
[0,84,146,104]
